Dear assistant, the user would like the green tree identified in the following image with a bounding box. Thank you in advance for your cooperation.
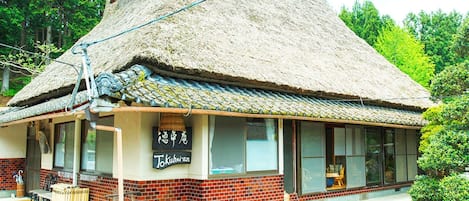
[1,0,105,96]
[339,0,393,46]
[404,10,463,74]
[374,25,434,88]
[452,15,469,61]
[0,0,27,94]
[409,62,469,201]
[0,43,62,96]
[0,1,24,54]
[28,0,105,50]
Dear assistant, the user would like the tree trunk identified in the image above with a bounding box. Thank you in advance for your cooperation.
[1,66,10,93]
[46,25,52,64]
[21,21,26,47]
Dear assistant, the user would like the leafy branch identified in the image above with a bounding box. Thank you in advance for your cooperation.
[0,42,63,77]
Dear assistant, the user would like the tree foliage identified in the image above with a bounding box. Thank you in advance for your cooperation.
[28,0,105,51]
[452,16,469,60]
[0,1,25,54]
[338,0,394,46]
[374,25,434,88]
[404,11,463,74]
[409,61,469,201]
[430,61,469,99]
[1,43,63,75]
[0,0,105,96]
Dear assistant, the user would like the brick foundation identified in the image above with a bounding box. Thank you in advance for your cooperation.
[0,158,26,190]
[38,169,411,201]
[39,169,284,201]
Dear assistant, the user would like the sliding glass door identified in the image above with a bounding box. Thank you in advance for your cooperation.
[383,129,396,184]
[365,128,397,186]
[346,126,366,188]
[365,128,382,185]
[300,122,325,194]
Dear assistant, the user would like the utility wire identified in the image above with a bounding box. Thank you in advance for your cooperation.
[72,0,206,51]
[0,61,41,75]
[68,0,207,112]
[0,42,79,74]
[326,96,435,103]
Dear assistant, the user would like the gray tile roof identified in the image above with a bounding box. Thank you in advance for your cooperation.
[0,92,88,124]
[94,65,425,126]
[0,64,425,126]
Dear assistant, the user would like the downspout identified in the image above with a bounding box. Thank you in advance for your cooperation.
[94,124,123,201]
[73,116,82,186]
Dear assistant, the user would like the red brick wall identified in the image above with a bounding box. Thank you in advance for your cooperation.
[38,169,411,200]
[0,158,25,190]
[39,169,284,201]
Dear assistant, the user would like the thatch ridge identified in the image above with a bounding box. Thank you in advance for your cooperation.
[8,0,434,109]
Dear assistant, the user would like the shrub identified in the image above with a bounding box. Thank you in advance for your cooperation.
[439,174,469,201]
[1,88,17,97]
[409,175,442,201]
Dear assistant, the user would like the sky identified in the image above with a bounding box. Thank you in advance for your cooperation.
[326,0,469,23]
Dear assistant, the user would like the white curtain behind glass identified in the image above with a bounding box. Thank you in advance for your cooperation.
[246,119,277,171]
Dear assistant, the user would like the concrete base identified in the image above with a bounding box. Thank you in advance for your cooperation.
[312,187,410,201]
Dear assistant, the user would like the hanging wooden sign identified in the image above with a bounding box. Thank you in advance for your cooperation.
[152,127,192,150]
[153,151,191,169]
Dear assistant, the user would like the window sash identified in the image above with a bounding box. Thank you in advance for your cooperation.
[81,116,114,174]
[299,122,325,194]
[209,116,278,175]
[54,122,75,170]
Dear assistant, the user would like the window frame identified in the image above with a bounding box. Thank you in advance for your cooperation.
[208,116,279,177]
[53,121,75,171]
[80,115,114,176]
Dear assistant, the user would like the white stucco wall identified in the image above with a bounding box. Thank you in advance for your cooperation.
[115,112,208,180]
[189,114,209,179]
[0,123,27,158]
[41,116,76,170]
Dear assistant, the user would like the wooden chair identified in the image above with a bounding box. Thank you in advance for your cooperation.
[334,167,345,187]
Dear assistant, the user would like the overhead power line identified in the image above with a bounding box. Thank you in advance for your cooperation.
[0,42,79,74]
[72,0,207,51]
[68,0,207,111]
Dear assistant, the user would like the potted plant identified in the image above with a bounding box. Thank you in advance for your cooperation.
[12,170,24,198]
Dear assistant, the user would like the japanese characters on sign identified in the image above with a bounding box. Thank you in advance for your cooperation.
[152,127,192,150]
[152,127,192,169]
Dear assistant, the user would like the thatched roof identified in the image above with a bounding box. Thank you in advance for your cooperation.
[9,0,434,110]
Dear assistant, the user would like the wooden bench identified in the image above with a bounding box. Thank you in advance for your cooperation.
[29,189,52,201]
[30,174,57,201]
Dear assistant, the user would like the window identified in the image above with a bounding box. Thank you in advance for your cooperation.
[325,126,346,190]
[387,129,420,183]
[209,116,278,175]
[365,127,419,185]
[324,126,366,190]
[54,122,75,170]
[81,116,114,174]
[383,129,396,184]
[365,127,383,185]
[406,130,418,181]
[299,122,325,194]
[345,126,366,188]
[395,129,407,182]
